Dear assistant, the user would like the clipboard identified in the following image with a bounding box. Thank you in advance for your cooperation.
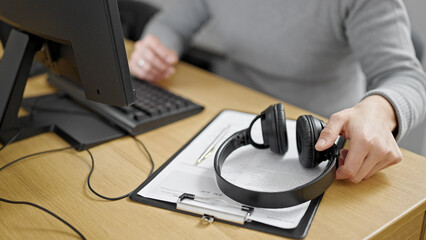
[129,110,325,239]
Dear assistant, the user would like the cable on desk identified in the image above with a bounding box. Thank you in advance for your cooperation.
[0,146,73,171]
[0,94,57,152]
[0,98,156,238]
[0,135,154,238]
[0,197,86,240]
[0,96,85,238]
[0,146,85,240]
[85,148,130,200]
[85,135,155,200]
[131,135,155,176]
[0,130,22,151]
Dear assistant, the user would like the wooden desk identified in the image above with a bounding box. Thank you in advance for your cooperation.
[1,63,425,239]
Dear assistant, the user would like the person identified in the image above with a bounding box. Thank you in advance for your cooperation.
[129,0,426,183]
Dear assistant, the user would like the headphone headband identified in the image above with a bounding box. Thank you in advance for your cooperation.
[213,129,339,208]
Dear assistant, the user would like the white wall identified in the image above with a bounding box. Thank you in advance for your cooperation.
[404,0,426,69]
[397,0,426,156]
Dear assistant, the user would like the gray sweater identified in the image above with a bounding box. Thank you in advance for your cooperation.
[144,0,426,140]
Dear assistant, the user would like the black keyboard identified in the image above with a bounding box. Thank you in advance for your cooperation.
[47,74,203,136]
[110,79,204,135]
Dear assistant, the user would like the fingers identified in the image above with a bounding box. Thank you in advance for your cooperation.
[129,35,178,81]
[364,145,402,179]
[337,133,402,183]
[315,112,348,151]
[143,35,178,65]
[131,49,172,80]
[336,137,369,181]
[129,59,157,81]
[140,49,168,75]
[338,149,348,168]
[341,151,380,183]
[321,98,402,183]
[364,159,391,179]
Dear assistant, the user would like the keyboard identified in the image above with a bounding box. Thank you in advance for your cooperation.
[47,75,204,136]
[112,79,204,135]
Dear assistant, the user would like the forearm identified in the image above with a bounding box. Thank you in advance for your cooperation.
[345,0,426,140]
[363,74,426,141]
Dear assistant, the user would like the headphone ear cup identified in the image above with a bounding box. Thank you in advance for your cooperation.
[261,104,288,155]
[296,115,324,168]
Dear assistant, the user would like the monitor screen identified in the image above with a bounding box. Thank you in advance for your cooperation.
[0,0,136,148]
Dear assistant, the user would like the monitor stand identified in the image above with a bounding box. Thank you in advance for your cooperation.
[0,29,125,150]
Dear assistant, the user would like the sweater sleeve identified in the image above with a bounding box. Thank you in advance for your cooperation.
[344,0,426,141]
[142,0,210,56]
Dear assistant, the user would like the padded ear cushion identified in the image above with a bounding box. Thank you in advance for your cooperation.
[261,104,288,155]
[296,115,323,168]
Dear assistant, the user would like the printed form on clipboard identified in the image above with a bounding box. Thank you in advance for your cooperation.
[137,110,328,229]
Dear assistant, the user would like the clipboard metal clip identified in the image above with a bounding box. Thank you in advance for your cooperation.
[201,214,215,224]
[177,193,254,225]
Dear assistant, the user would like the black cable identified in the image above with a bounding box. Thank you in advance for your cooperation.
[0,95,86,238]
[0,96,156,238]
[85,135,155,200]
[0,146,85,239]
[0,93,85,238]
[131,135,155,176]
[0,197,86,240]
[0,130,21,151]
[0,136,154,238]
[0,146,73,171]
[0,94,54,152]
[0,136,154,237]
[85,148,129,201]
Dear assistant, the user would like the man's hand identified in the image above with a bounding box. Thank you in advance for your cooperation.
[315,95,402,183]
[129,35,178,82]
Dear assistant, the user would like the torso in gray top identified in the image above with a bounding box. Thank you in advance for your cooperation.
[144,0,426,140]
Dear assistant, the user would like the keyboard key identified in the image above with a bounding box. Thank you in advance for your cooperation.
[109,78,203,134]
[133,111,148,121]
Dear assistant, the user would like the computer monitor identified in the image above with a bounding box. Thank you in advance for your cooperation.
[0,0,136,149]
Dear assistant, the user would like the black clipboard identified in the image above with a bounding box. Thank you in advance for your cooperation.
[129,110,323,239]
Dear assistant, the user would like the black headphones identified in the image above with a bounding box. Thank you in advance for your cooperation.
[214,103,340,208]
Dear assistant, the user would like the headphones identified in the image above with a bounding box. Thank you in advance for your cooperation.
[214,103,340,208]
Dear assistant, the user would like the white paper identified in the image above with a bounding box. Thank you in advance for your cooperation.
[138,110,327,229]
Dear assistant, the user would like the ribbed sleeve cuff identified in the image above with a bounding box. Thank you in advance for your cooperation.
[362,89,410,142]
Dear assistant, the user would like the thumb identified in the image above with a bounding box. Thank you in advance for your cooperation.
[315,114,345,151]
